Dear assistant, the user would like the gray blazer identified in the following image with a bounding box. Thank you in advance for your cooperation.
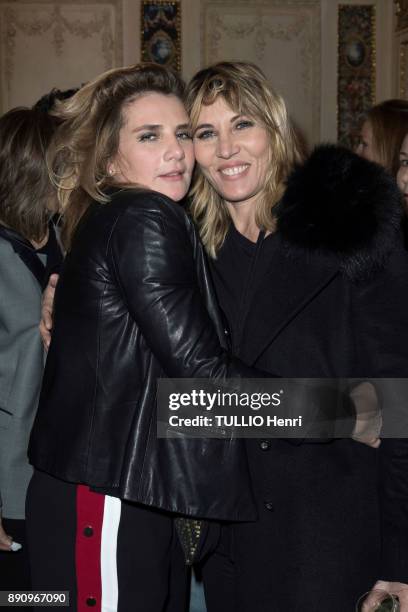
[0,237,44,519]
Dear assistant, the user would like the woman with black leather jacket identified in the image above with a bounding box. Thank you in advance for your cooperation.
[27,64,267,612]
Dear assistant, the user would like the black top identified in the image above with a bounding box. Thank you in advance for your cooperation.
[210,223,277,354]
[0,221,62,289]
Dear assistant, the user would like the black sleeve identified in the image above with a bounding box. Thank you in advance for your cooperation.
[354,247,408,582]
[109,193,259,380]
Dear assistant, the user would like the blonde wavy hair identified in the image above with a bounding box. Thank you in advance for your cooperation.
[186,61,305,258]
[48,63,185,249]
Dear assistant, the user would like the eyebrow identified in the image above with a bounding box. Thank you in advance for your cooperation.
[133,123,190,132]
[400,151,408,157]
[195,114,248,131]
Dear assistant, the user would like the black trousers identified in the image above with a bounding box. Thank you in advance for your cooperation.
[26,470,188,612]
[0,517,31,590]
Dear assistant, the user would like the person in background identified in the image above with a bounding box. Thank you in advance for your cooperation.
[33,87,79,113]
[186,62,408,611]
[357,99,408,251]
[356,98,408,176]
[397,132,408,208]
[0,107,62,590]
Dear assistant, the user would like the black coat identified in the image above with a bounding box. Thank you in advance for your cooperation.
[28,189,259,521]
[209,147,408,611]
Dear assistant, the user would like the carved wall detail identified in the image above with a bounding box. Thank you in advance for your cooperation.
[398,37,408,98]
[207,11,312,93]
[201,0,321,144]
[0,2,122,112]
[4,6,114,91]
[395,0,408,32]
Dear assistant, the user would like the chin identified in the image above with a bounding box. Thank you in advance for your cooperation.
[163,187,188,202]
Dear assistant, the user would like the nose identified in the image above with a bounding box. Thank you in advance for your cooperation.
[164,136,185,161]
[216,132,239,159]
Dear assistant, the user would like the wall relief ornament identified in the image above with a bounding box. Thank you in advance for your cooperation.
[337,4,376,149]
[1,3,117,102]
[395,0,408,32]
[201,0,321,143]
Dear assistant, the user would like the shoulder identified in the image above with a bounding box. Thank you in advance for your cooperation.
[276,144,403,280]
[0,237,34,279]
[108,188,189,225]
[74,189,192,249]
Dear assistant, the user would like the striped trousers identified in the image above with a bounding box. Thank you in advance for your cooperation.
[26,470,188,612]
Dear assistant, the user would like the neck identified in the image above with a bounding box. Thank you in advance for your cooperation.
[30,228,49,250]
[226,201,260,243]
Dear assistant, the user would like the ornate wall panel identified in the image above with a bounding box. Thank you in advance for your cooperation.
[397,33,408,98]
[201,0,321,145]
[395,1,408,99]
[0,1,122,113]
[337,4,376,149]
[395,0,408,32]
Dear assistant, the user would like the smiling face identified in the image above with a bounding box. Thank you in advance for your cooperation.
[193,96,270,209]
[397,133,408,210]
[109,92,194,201]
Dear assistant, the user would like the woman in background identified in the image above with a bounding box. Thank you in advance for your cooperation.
[357,99,408,250]
[186,62,408,611]
[0,107,61,590]
[356,98,408,176]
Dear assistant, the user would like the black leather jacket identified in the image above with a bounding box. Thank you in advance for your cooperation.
[28,189,258,520]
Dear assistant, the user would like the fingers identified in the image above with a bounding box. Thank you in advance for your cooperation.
[0,530,13,552]
[39,319,52,351]
[40,273,59,350]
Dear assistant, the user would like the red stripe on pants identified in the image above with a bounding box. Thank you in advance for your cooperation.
[76,485,105,612]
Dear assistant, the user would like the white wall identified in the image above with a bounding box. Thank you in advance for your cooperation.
[0,0,397,144]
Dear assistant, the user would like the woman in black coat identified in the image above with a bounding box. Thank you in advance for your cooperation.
[187,62,408,611]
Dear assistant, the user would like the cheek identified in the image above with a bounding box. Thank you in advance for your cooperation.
[193,143,214,173]
[184,144,195,174]
[397,168,406,190]
[254,142,271,175]
[118,144,152,178]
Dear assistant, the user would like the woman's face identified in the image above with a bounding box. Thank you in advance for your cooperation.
[193,96,270,208]
[109,92,194,202]
[397,133,408,210]
[356,120,378,163]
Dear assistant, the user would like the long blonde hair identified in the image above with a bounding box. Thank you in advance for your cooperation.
[48,63,185,249]
[186,61,305,258]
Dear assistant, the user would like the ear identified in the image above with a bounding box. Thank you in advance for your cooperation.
[107,164,116,176]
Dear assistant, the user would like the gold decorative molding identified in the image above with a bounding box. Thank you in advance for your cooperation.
[399,39,408,97]
[395,0,408,32]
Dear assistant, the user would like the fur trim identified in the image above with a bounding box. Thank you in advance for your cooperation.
[276,144,403,280]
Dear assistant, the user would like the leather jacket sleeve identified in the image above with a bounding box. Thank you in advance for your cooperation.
[109,192,258,380]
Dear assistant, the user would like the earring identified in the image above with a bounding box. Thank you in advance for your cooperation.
[108,167,115,176]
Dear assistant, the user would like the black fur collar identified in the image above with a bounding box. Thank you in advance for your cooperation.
[276,144,403,280]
